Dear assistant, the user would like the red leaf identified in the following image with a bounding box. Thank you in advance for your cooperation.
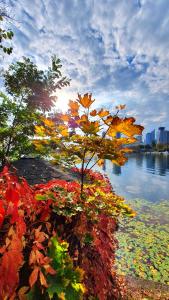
[0,203,5,228]
[6,187,19,205]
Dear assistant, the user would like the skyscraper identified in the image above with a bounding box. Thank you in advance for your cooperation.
[157,127,166,144]
[145,130,155,145]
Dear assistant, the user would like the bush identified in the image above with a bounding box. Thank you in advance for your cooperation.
[0,166,134,299]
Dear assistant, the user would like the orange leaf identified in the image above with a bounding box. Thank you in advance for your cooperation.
[60,114,69,122]
[98,109,109,118]
[42,118,55,127]
[29,267,39,288]
[44,264,56,275]
[90,109,97,116]
[29,250,36,265]
[69,100,79,111]
[60,129,69,137]
[39,271,48,288]
[77,93,95,108]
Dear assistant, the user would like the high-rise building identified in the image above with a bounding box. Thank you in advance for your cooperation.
[145,130,155,145]
[157,127,166,144]
[164,130,169,144]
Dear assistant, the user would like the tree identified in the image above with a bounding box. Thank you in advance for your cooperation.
[0,92,41,165]
[0,7,13,55]
[0,56,70,165]
[34,93,144,196]
[4,56,70,111]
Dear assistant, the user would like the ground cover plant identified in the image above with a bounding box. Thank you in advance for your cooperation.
[116,198,169,285]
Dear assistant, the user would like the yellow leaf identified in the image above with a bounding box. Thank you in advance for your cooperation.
[58,292,66,300]
[60,129,69,137]
[39,271,48,288]
[97,159,104,166]
[35,126,46,137]
[42,118,55,127]
[108,116,144,137]
[77,93,95,108]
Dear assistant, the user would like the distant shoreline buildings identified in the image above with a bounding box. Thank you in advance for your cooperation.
[145,127,169,146]
[133,127,169,147]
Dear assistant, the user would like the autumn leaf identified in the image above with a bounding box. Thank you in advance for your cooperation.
[42,118,55,127]
[6,187,19,205]
[0,203,5,228]
[77,93,95,108]
[98,109,109,118]
[97,159,104,166]
[108,116,144,137]
[39,271,48,288]
[115,104,126,110]
[90,109,97,116]
[35,125,46,137]
[69,100,79,112]
[58,292,66,300]
[60,114,69,122]
[44,264,56,275]
[81,121,100,134]
[18,286,29,300]
[29,267,39,288]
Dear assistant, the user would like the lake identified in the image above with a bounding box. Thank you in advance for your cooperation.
[100,153,169,202]
[97,153,169,284]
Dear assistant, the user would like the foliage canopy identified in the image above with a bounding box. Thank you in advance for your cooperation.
[34,93,144,194]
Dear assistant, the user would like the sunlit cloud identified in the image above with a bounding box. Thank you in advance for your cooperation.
[2,0,169,133]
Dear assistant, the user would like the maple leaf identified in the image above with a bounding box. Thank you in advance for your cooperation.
[69,100,79,112]
[6,187,19,205]
[77,93,95,108]
[108,116,144,137]
[98,109,109,118]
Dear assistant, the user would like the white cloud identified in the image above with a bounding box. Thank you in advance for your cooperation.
[1,0,169,132]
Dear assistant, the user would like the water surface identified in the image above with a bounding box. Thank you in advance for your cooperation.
[100,153,169,202]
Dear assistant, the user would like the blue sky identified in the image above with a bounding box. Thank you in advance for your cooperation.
[2,0,169,133]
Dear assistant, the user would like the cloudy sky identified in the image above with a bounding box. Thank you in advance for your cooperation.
[2,0,169,133]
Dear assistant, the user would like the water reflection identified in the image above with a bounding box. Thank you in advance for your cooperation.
[96,154,169,202]
[112,164,121,175]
